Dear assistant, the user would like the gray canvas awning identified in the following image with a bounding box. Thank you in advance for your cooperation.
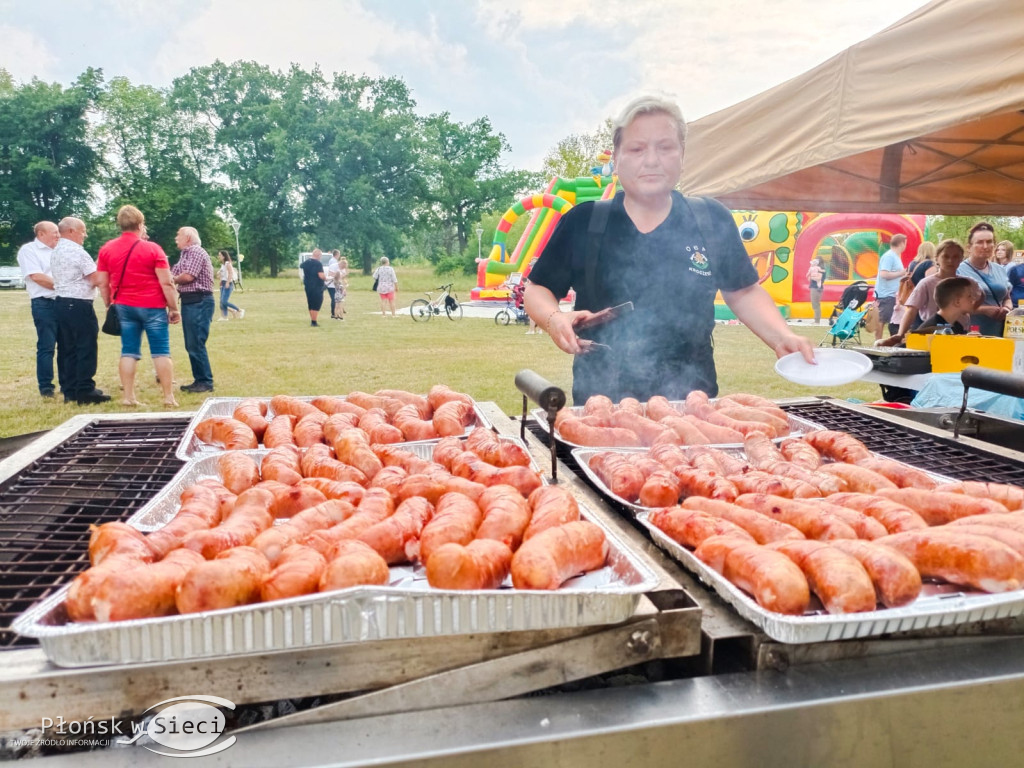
[682,0,1024,215]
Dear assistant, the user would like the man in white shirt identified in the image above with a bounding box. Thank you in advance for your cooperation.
[17,221,66,398]
[873,234,908,340]
[52,217,110,404]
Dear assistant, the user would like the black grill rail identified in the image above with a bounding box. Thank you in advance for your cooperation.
[0,419,188,648]
[783,402,1024,486]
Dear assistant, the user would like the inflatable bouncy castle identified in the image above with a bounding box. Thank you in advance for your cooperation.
[721,210,927,320]
[470,153,616,301]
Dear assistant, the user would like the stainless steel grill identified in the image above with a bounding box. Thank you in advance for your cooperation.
[0,418,188,648]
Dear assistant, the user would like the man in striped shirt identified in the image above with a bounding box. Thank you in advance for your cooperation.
[171,227,216,393]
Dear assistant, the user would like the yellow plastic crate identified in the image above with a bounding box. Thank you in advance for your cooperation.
[929,335,1014,373]
[905,332,932,351]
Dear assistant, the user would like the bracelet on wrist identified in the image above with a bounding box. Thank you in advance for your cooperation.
[545,308,562,332]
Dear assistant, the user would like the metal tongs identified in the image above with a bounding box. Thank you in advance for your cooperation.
[574,301,631,353]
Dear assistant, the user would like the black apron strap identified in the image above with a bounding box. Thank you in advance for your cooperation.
[584,199,614,307]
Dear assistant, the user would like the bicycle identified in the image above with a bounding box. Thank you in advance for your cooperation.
[410,283,463,321]
[494,297,529,326]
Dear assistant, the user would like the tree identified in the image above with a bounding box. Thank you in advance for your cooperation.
[299,73,425,273]
[420,112,540,257]
[94,77,222,256]
[0,69,101,261]
[171,61,304,276]
[540,119,614,180]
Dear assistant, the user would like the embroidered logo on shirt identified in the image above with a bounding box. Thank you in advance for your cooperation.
[686,246,712,277]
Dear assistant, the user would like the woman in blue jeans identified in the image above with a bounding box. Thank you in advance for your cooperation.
[217,251,244,320]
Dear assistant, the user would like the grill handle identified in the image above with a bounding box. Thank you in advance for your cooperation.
[961,366,1024,399]
[955,366,1024,439]
[514,370,566,483]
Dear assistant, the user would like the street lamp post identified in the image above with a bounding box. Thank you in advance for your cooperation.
[476,226,483,261]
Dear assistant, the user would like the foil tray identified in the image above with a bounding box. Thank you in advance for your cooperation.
[636,510,1024,644]
[13,444,658,667]
[532,402,821,451]
[177,395,493,460]
[569,445,1024,643]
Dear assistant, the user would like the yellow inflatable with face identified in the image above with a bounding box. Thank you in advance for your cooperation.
[731,210,799,306]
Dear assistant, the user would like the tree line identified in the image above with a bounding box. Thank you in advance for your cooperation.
[0,63,541,274]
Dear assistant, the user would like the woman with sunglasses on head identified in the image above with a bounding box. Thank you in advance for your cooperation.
[956,222,1012,336]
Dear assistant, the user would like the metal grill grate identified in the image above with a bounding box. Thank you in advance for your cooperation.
[0,419,188,648]
[781,402,1024,485]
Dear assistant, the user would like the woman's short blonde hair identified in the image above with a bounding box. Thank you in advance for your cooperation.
[612,96,687,152]
[915,241,936,262]
[116,205,145,232]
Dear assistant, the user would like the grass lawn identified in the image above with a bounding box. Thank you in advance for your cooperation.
[0,266,881,438]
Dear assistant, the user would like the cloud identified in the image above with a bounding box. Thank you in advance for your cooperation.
[0,24,58,82]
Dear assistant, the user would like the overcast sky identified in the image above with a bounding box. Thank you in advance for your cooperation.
[2,0,931,169]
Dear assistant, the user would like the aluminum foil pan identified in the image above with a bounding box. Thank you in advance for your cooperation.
[532,401,821,451]
[177,395,494,460]
[572,447,956,516]
[636,510,1024,644]
[13,446,657,667]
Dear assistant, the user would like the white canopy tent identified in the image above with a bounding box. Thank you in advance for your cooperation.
[682,0,1024,215]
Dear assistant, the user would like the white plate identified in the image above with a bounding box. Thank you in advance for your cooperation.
[774,348,872,387]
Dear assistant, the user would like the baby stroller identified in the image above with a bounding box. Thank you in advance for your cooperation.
[820,281,872,348]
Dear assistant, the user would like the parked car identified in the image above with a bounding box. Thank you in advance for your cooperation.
[0,266,25,289]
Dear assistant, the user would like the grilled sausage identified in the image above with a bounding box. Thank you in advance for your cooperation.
[319,539,391,590]
[269,395,320,420]
[511,521,608,590]
[801,430,872,463]
[694,535,810,615]
[260,445,303,485]
[778,438,822,470]
[255,479,329,519]
[877,529,1023,593]
[524,485,581,540]
[649,506,755,549]
[475,484,532,551]
[146,486,223,559]
[557,417,639,447]
[822,492,929,534]
[263,414,297,448]
[426,539,513,590]
[311,396,367,418]
[194,417,259,450]
[417,492,483,564]
[768,539,877,613]
[681,497,806,543]
[260,544,327,602]
[827,538,922,608]
[232,398,269,442]
[588,452,646,502]
[816,463,897,494]
[182,487,275,558]
[877,488,1008,526]
[251,498,357,563]
[935,481,1024,512]
[332,428,384,480]
[357,496,434,564]
[854,457,938,490]
[176,546,271,613]
[734,494,857,540]
[217,451,261,495]
[91,548,206,622]
[431,400,473,437]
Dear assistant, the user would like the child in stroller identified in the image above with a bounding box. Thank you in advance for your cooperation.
[820,280,873,348]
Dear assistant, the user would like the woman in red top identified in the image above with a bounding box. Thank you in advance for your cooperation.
[96,205,181,407]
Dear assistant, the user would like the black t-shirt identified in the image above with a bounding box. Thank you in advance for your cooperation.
[301,258,325,290]
[529,191,757,403]
[918,313,968,334]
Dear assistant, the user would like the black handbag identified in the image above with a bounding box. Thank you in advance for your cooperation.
[101,241,140,336]
[101,305,121,336]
